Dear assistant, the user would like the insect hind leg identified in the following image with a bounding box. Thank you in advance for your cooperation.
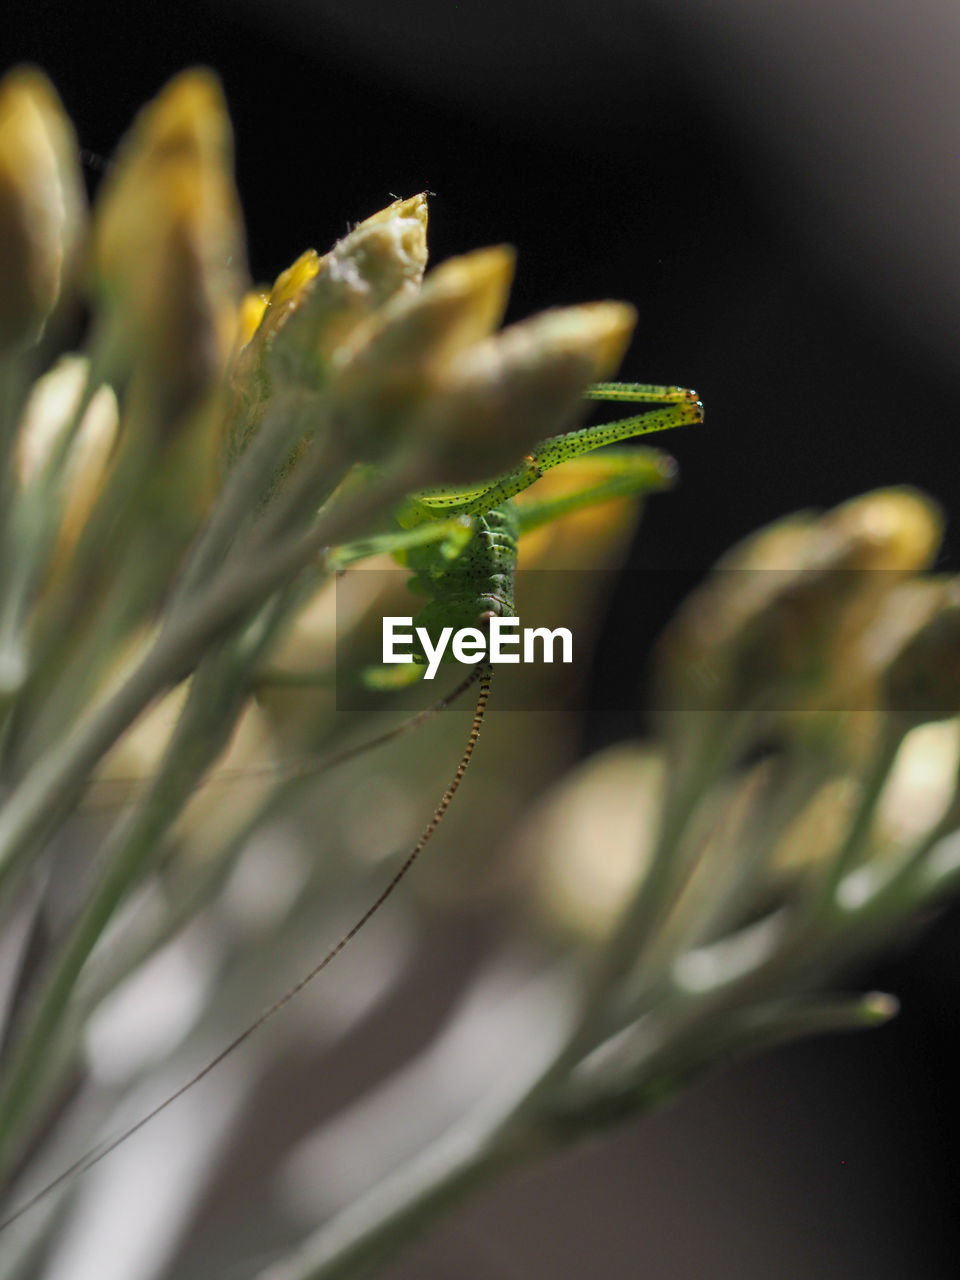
[585,381,701,406]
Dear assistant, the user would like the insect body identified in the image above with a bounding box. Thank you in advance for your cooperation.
[397,501,520,666]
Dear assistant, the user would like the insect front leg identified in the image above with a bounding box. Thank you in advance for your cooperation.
[514,446,679,535]
[585,381,701,405]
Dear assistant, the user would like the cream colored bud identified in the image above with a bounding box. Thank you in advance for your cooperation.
[327,245,516,460]
[262,195,431,391]
[0,67,85,350]
[16,356,118,558]
[417,300,636,483]
[818,488,943,573]
[518,744,663,941]
[341,192,428,306]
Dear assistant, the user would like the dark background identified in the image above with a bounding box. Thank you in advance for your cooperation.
[5,1,960,1275]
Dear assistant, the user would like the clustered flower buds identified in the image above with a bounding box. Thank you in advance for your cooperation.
[517,488,960,1141]
[3,66,959,1280]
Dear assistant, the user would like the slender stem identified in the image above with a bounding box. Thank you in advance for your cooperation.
[0,459,422,891]
[557,711,754,1068]
[257,1116,537,1280]
[0,633,264,1171]
[172,394,323,603]
[798,720,905,923]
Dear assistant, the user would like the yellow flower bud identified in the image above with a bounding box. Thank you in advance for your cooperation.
[820,488,942,572]
[246,249,338,359]
[660,489,943,718]
[233,289,269,352]
[93,70,246,415]
[519,743,663,941]
[0,67,85,350]
[416,300,637,484]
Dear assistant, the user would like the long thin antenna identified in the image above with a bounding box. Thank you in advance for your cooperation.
[0,665,493,1233]
[83,664,486,809]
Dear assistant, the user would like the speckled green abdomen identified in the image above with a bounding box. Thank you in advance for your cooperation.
[405,502,519,661]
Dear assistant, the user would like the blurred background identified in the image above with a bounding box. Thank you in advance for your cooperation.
[5,1,960,1276]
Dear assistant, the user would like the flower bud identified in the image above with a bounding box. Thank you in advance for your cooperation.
[820,488,942,572]
[221,198,429,466]
[264,194,430,388]
[0,67,85,350]
[884,578,960,722]
[518,743,663,941]
[339,192,428,306]
[660,489,943,716]
[326,245,516,461]
[416,300,637,484]
[16,355,118,559]
[233,289,270,353]
[93,70,246,416]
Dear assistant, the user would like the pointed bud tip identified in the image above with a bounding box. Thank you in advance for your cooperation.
[235,289,269,348]
[559,301,637,378]
[826,488,943,571]
[861,992,899,1023]
[269,248,323,309]
[429,244,516,309]
[496,301,637,381]
[362,191,429,230]
[140,67,229,147]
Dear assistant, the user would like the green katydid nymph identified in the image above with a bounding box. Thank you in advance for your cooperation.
[335,380,702,680]
[0,379,700,1231]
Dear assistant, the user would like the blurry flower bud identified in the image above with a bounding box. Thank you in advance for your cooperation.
[660,489,943,717]
[93,70,246,418]
[0,67,85,351]
[517,744,663,941]
[770,776,860,885]
[876,718,960,844]
[258,249,322,339]
[884,578,960,722]
[821,488,942,572]
[16,356,118,558]
[416,300,637,485]
[327,245,516,459]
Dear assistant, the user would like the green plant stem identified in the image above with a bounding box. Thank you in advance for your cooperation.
[0,349,34,709]
[0,657,237,1169]
[173,394,323,602]
[0,458,422,892]
[0,583,310,1170]
[258,1115,539,1280]
[558,711,755,1066]
[800,719,906,922]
